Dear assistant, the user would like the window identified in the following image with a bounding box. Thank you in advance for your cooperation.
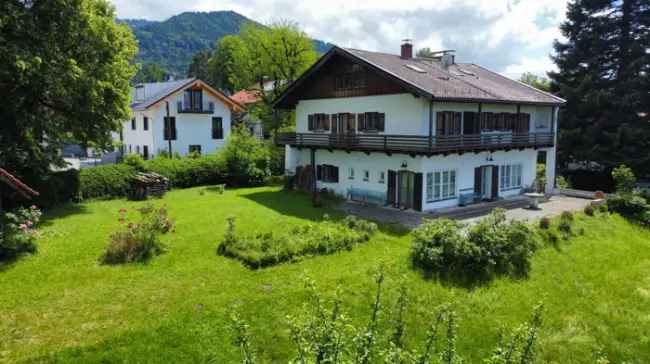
[378,171,385,184]
[163,117,177,140]
[479,112,530,133]
[183,89,203,111]
[307,114,330,131]
[212,117,223,139]
[363,170,370,181]
[348,167,355,180]
[426,170,457,202]
[316,164,339,183]
[358,112,385,132]
[136,145,140,154]
[131,118,136,130]
[143,117,149,131]
[143,145,149,160]
[189,145,202,155]
[500,164,523,190]
[128,145,132,153]
[436,112,461,136]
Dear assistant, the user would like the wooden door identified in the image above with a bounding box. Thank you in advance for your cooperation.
[491,165,499,199]
[414,173,423,211]
[474,167,482,195]
[387,170,396,206]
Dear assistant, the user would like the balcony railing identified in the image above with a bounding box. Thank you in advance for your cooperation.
[177,101,215,114]
[276,132,554,155]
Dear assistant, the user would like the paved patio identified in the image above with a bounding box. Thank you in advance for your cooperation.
[336,195,593,229]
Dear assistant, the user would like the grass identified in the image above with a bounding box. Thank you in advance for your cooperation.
[0,186,648,363]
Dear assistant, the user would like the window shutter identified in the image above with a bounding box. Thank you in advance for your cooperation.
[308,114,314,131]
[357,113,365,131]
[316,165,322,180]
[334,166,339,182]
[324,114,330,131]
[436,112,445,136]
[171,118,177,140]
[331,114,338,133]
[184,91,190,110]
[377,113,385,131]
[177,101,182,113]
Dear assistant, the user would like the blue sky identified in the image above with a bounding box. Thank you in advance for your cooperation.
[109,0,569,79]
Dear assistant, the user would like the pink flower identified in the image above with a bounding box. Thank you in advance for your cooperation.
[26,220,33,227]
[19,223,28,231]
[30,205,37,210]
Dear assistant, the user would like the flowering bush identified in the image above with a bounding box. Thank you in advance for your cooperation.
[0,205,42,260]
[100,204,174,265]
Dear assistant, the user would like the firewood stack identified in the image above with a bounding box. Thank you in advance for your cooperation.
[127,172,169,200]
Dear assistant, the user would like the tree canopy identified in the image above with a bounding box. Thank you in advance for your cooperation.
[519,72,551,92]
[186,50,211,83]
[209,21,318,131]
[0,0,138,178]
[549,0,650,179]
[133,63,168,83]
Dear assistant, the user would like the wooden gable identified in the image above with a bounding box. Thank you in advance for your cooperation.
[279,53,409,108]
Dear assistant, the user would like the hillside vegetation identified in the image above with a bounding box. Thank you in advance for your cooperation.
[120,11,331,75]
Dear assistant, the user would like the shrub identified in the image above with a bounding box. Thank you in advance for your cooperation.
[556,175,570,189]
[597,203,609,214]
[607,193,648,217]
[584,205,595,216]
[560,211,574,222]
[144,153,226,188]
[539,216,551,229]
[99,204,174,264]
[612,164,636,194]
[80,164,135,199]
[31,169,81,207]
[0,205,42,261]
[217,215,377,269]
[411,209,538,282]
[219,126,271,186]
[123,153,146,171]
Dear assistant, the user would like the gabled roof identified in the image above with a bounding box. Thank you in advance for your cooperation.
[0,168,39,200]
[231,89,262,105]
[274,46,565,108]
[131,78,245,113]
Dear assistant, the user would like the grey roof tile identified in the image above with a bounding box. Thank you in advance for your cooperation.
[130,78,196,110]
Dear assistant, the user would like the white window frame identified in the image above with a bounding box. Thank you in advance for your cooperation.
[378,171,385,184]
[426,169,457,202]
[500,164,523,190]
[363,170,370,182]
[348,167,355,180]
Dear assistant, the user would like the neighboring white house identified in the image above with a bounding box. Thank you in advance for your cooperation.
[274,42,565,212]
[119,78,245,158]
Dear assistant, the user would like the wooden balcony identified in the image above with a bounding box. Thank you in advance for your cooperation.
[276,131,554,155]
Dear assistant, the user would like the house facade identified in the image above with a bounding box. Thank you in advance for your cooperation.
[274,43,564,212]
[120,78,245,158]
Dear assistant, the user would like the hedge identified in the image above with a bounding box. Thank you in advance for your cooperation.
[79,164,135,199]
[144,155,226,188]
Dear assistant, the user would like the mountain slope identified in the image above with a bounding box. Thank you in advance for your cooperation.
[120,11,332,76]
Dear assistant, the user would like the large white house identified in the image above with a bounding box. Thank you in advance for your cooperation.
[120,78,245,158]
[274,42,565,212]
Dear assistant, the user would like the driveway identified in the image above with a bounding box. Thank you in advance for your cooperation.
[337,195,593,229]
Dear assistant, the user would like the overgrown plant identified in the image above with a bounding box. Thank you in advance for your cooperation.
[217,215,378,269]
[0,205,42,261]
[228,267,544,363]
[411,209,538,283]
[99,204,174,265]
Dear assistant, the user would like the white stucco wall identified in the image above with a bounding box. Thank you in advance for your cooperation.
[121,88,232,157]
[287,147,543,212]
[295,97,555,137]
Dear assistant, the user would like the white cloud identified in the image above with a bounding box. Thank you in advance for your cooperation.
[109,0,569,78]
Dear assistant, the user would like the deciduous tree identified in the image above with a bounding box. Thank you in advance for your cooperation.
[0,0,138,180]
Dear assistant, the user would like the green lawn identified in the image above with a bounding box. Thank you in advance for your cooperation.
[1,186,649,363]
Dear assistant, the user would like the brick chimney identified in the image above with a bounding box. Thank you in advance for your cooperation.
[400,39,413,59]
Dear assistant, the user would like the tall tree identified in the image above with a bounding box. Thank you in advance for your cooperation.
[416,47,435,58]
[187,50,210,82]
[207,35,243,94]
[211,21,318,132]
[133,63,168,83]
[519,72,551,92]
[549,0,650,178]
[0,0,138,179]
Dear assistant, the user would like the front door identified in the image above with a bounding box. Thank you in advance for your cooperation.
[475,165,499,201]
[398,171,415,209]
